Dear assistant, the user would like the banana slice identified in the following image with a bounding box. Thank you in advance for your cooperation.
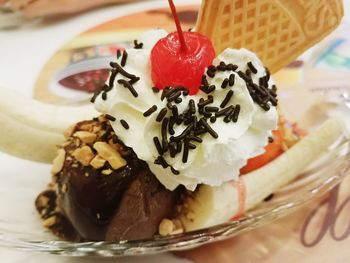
[0,88,97,163]
[0,88,97,134]
[0,112,64,163]
[180,117,346,231]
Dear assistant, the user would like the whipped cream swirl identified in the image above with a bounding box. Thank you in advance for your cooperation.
[94,30,278,191]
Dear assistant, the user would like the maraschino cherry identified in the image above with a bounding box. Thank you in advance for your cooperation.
[150,0,216,95]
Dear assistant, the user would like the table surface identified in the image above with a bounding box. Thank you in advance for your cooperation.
[1,0,350,262]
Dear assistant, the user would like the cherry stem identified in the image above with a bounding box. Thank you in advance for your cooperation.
[168,0,187,52]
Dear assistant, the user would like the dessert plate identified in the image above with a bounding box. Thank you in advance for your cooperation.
[0,90,349,256]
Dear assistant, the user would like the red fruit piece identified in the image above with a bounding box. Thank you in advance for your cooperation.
[240,130,284,175]
[150,31,215,95]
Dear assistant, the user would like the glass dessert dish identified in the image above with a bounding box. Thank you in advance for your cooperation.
[0,90,349,257]
[0,0,347,257]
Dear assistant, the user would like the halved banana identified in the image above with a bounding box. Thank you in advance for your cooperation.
[180,117,346,231]
[0,88,97,162]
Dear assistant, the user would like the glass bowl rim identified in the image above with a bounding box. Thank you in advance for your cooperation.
[1,136,350,257]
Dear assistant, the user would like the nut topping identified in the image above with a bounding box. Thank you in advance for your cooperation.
[79,123,94,132]
[102,169,113,175]
[90,155,106,169]
[72,146,95,166]
[73,131,97,144]
[43,216,56,228]
[159,218,184,236]
[51,149,66,175]
[93,142,127,170]
[64,125,75,138]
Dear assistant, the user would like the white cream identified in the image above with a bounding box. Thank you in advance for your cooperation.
[95,30,278,191]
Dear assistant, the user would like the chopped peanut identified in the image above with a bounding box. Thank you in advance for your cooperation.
[51,149,66,175]
[93,142,127,170]
[43,216,56,228]
[90,155,106,169]
[102,169,113,175]
[159,219,175,236]
[61,183,67,193]
[72,146,95,166]
[159,218,184,236]
[92,126,101,134]
[73,131,97,144]
[79,123,93,132]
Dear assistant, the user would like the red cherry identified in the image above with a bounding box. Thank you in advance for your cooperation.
[151,31,215,95]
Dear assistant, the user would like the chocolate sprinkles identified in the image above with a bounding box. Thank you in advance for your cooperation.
[169,142,177,157]
[168,117,176,135]
[265,67,271,81]
[121,51,128,67]
[198,96,213,107]
[229,74,235,86]
[90,86,103,103]
[95,56,279,175]
[227,64,238,71]
[220,90,234,108]
[161,117,169,152]
[143,105,158,117]
[105,114,116,122]
[168,90,182,102]
[182,139,190,163]
[161,87,170,101]
[109,69,118,87]
[91,57,142,104]
[152,87,160,93]
[188,142,196,150]
[175,97,182,104]
[190,135,203,143]
[117,79,138,97]
[155,156,169,168]
[171,123,194,142]
[207,68,216,78]
[215,105,233,117]
[133,40,143,49]
[153,136,163,155]
[120,119,129,129]
[201,76,209,87]
[171,105,179,118]
[217,61,227,71]
[110,62,138,80]
[189,99,196,114]
[199,118,218,138]
[232,105,240,123]
[205,106,219,112]
[235,66,278,111]
[171,166,180,175]
[247,62,258,74]
[200,85,215,94]
[156,108,167,122]
[116,49,122,59]
[221,78,229,89]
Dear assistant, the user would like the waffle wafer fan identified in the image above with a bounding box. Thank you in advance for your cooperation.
[196,0,344,73]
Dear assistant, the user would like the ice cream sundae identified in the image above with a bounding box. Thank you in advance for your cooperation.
[0,0,345,243]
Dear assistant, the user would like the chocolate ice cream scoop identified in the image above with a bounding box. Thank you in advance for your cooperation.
[105,168,180,241]
[37,116,183,241]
